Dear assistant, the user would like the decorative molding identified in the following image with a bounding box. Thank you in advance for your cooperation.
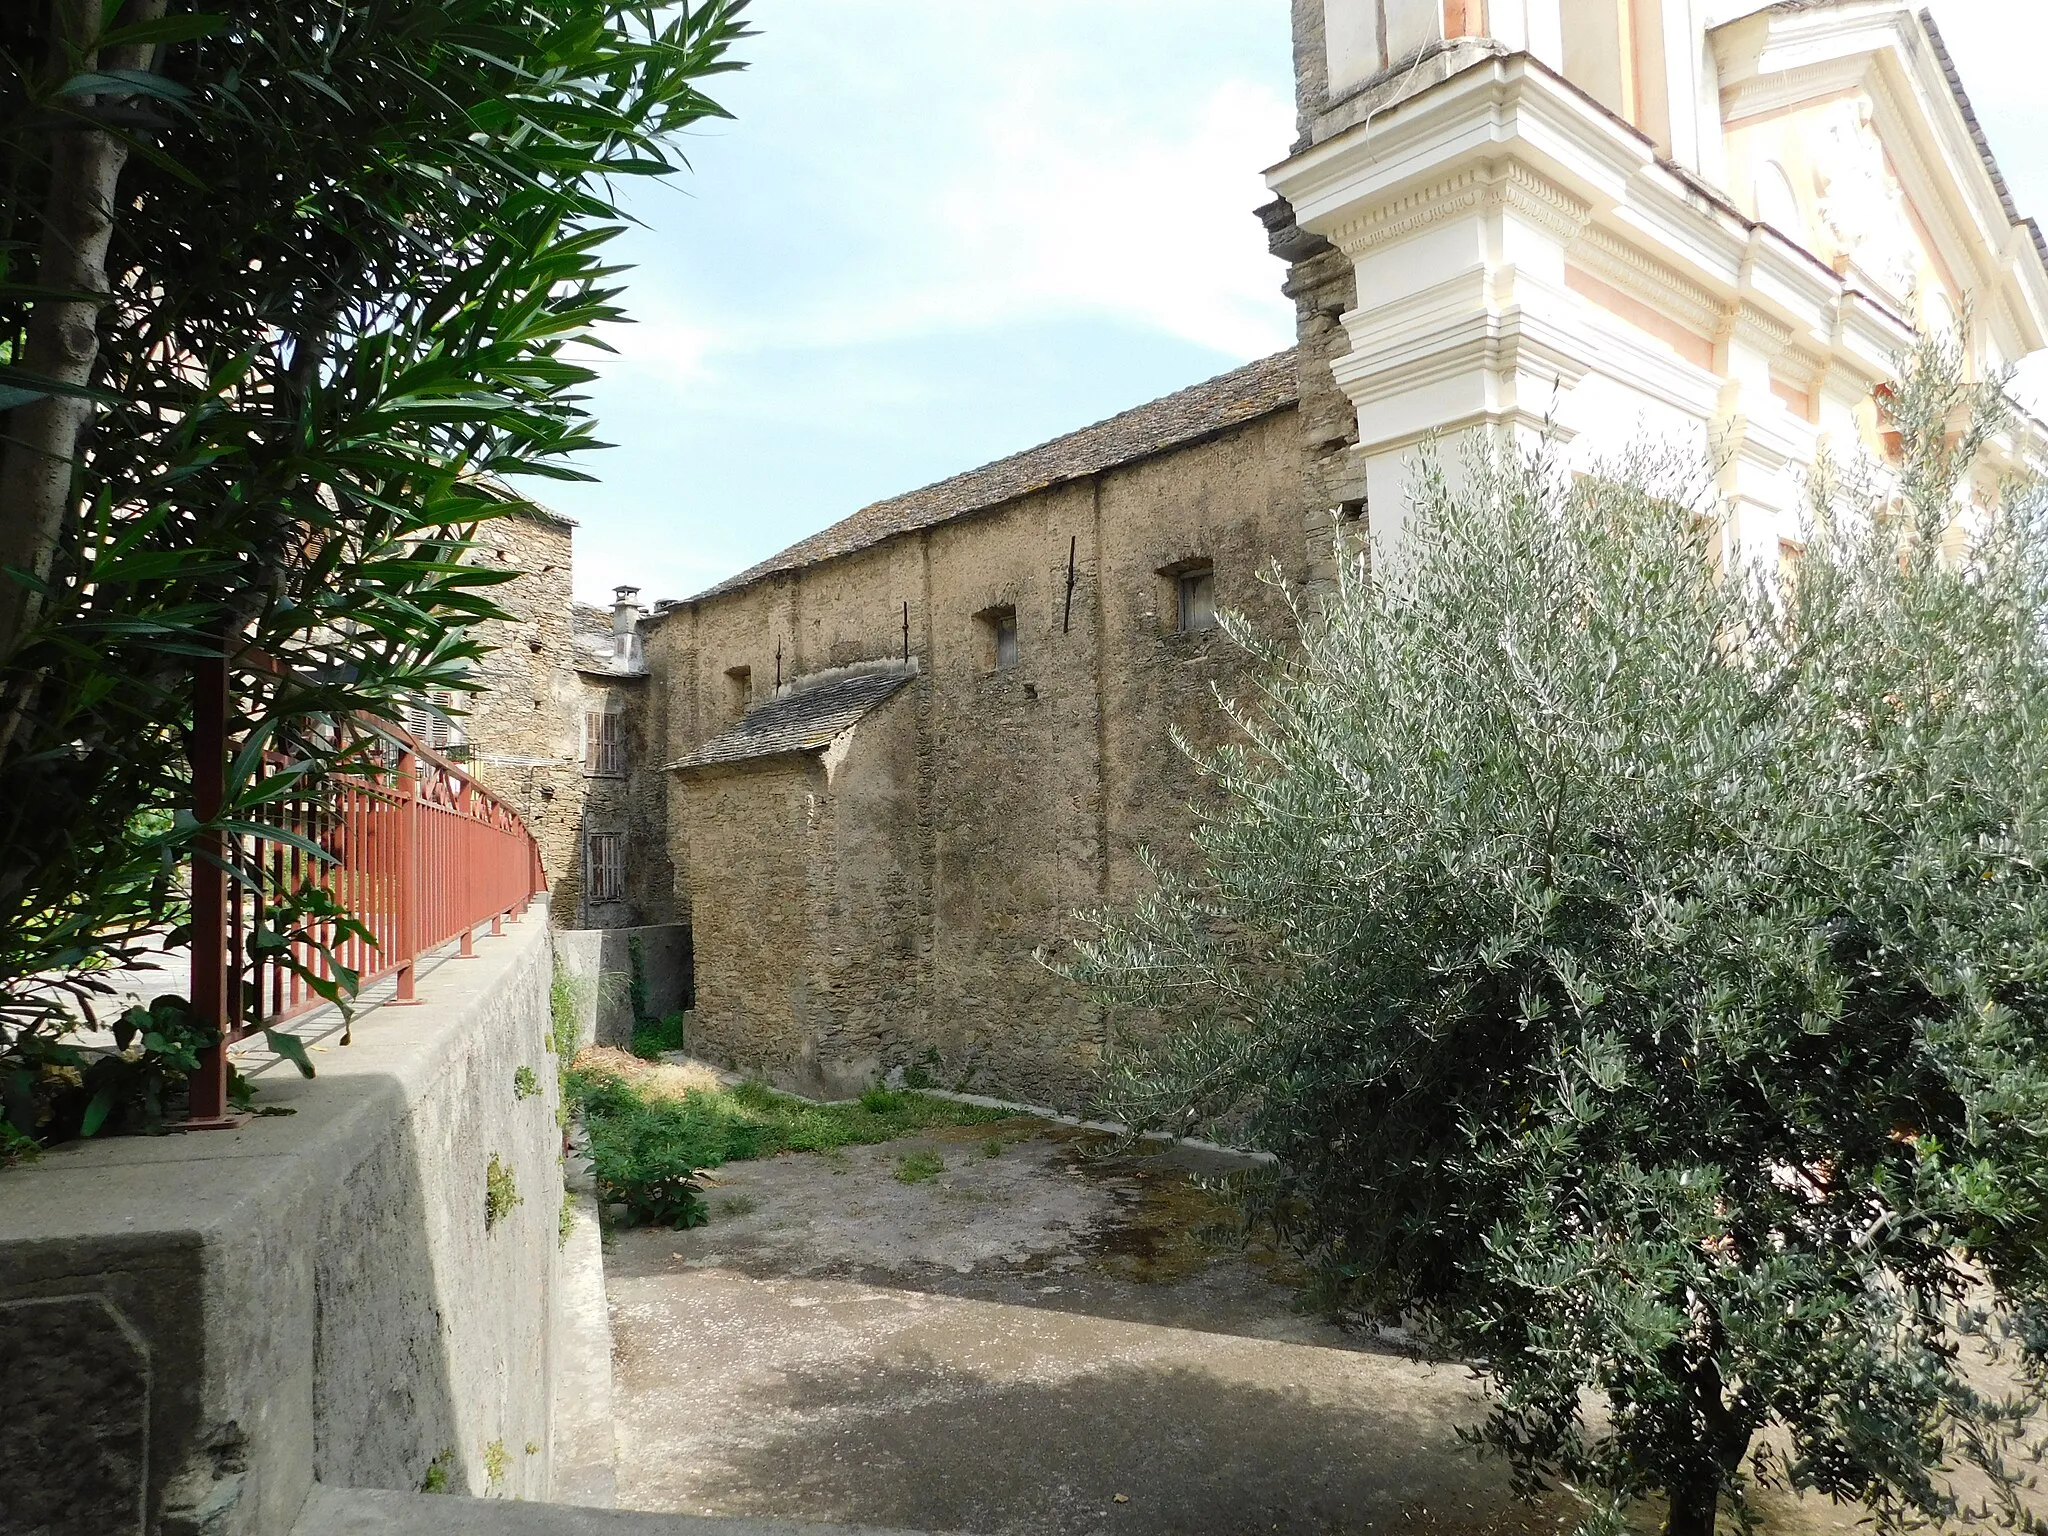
[1723,306,1794,362]
[1719,56,1868,128]
[1487,163,1593,244]
[1862,67,1984,299]
[1566,224,1728,344]
[1330,163,1591,259]
[1329,168,1487,257]
[1774,346,1829,396]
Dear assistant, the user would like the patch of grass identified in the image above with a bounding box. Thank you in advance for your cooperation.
[483,1438,508,1488]
[485,1153,521,1230]
[630,1010,686,1061]
[570,1067,1012,1168]
[716,1194,759,1218]
[559,1193,575,1246]
[980,1137,1004,1158]
[895,1150,945,1184]
[513,1065,540,1101]
[564,1064,1017,1225]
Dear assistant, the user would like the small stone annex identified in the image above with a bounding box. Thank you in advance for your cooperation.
[467,0,2048,1109]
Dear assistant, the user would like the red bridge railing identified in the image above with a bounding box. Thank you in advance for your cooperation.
[184,643,547,1126]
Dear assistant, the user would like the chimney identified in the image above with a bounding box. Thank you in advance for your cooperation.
[611,585,644,672]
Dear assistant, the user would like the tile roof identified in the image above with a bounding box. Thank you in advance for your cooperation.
[692,350,1300,602]
[667,668,915,773]
[1915,8,2048,272]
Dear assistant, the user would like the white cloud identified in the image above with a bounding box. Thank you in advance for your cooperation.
[594,1,1297,376]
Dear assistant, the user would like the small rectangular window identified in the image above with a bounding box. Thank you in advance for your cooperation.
[724,665,752,722]
[977,605,1019,671]
[1177,566,1217,633]
[584,710,625,776]
[585,832,626,903]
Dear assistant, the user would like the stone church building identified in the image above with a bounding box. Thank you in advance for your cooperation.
[476,0,2048,1105]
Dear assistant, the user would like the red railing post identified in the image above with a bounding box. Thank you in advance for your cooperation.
[392,747,420,1003]
[185,637,232,1126]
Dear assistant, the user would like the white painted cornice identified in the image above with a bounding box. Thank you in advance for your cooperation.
[1711,3,2048,350]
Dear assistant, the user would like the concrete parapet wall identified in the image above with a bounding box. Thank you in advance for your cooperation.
[553,925,691,1051]
[0,902,565,1536]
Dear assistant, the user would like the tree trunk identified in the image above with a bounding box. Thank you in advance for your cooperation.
[1665,1481,1718,1536]
[0,0,167,662]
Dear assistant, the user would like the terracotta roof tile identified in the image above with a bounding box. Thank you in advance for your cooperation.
[668,669,914,773]
[1915,9,2048,272]
[692,350,1299,602]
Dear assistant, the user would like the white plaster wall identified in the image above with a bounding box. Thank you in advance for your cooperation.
[1323,0,1382,96]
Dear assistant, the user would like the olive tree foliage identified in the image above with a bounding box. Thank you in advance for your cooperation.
[0,0,749,1136]
[1064,341,2048,1536]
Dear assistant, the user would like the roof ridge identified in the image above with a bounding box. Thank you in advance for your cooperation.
[688,349,1300,604]
[669,667,916,773]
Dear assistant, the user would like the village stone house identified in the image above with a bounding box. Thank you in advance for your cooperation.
[470,0,2048,1106]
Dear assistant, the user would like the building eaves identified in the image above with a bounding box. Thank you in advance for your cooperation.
[1914,8,2048,273]
[667,669,914,773]
[690,350,1299,603]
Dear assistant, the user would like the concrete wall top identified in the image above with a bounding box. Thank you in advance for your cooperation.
[0,903,564,1536]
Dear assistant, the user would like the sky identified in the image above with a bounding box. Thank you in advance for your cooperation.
[544,0,2048,606]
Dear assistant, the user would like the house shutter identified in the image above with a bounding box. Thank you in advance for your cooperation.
[584,711,604,773]
[586,832,625,903]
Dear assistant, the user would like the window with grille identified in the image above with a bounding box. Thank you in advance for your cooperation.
[584,709,625,776]
[586,832,626,903]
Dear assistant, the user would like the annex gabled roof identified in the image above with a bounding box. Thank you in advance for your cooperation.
[667,667,914,774]
[690,350,1299,603]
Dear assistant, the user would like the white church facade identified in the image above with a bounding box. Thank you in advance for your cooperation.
[1273,0,2048,568]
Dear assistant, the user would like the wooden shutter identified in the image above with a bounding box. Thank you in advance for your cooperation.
[584,711,604,773]
[586,832,625,903]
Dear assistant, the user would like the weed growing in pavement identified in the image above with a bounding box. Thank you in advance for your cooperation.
[421,1448,455,1494]
[716,1194,759,1217]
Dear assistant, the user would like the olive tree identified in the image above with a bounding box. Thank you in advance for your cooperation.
[1066,341,2048,1535]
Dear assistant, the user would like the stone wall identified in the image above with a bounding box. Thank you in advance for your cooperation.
[553,924,692,1051]
[0,907,565,1536]
[645,406,1307,1107]
[465,510,586,925]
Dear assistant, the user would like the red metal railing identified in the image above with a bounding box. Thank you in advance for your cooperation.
[184,643,548,1125]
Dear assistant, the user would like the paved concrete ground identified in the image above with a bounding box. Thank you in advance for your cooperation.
[607,1122,1565,1536]
[603,1121,1943,1536]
